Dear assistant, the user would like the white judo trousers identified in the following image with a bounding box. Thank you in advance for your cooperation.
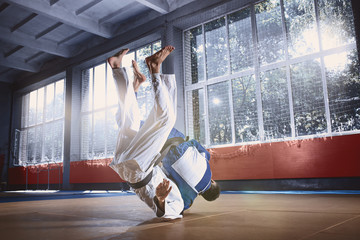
[109,67,184,218]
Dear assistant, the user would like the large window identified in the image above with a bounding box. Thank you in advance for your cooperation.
[18,79,65,165]
[184,0,359,147]
[81,41,161,160]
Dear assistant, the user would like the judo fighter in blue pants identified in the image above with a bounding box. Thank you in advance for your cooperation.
[108,46,220,219]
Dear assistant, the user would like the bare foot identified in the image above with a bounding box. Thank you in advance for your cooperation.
[107,48,129,69]
[132,60,146,92]
[145,46,175,74]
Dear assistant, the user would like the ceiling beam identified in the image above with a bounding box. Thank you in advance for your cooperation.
[35,22,63,39]
[0,3,10,13]
[75,0,103,15]
[11,13,37,32]
[98,2,133,24]
[113,10,162,36]
[0,25,75,57]
[49,0,59,6]
[135,0,169,14]
[5,0,112,38]
[4,46,24,58]
[0,55,41,72]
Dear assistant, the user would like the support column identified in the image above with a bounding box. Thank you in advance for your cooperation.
[62,67,73,190]
[161,22,186,134]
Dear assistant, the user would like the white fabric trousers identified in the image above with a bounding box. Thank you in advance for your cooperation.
[109,67,183,218]
[110,67,177,182]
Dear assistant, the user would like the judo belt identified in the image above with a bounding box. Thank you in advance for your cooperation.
[127,137,185,189]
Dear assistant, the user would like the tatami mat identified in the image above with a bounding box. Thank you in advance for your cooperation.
[0,192,359,240]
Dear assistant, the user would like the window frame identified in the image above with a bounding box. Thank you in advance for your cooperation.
[183,0,360,148]
[16,77,66,166]
[79,40,162,160]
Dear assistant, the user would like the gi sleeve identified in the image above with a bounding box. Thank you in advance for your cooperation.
[152,177,184,219]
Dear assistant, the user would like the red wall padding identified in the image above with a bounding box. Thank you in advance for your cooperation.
[8,134,360,185]
[8,163,63,185]
[69,158,123,183]
[208,134,360,180]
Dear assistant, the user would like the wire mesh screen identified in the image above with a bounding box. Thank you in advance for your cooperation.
[80,41,161,160]
[184,0,359,147]
[18,79,65,165]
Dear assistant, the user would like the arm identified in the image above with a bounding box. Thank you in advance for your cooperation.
[155,179,172,214]
[152,176,184,219]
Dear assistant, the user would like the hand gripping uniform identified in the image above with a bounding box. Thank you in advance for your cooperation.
[161,129,212,211]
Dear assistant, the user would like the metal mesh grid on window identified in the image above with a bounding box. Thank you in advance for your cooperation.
[205,17,229,79]
[184,26,205,85]
[261,67,291,140]
[186,89,206,144]
[255,0,285,66]
[80,41,161,160]
[208,81,232,145]
[283,0,319,58]
[19,79,65,165]
[290,59,327,136]
[184,0,359,147]
[325,50,360,132]
[318,0,356,50]
[228,8,254,73]
[232,75,259,143]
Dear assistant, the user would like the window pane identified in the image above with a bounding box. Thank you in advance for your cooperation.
[136,45,152,81]
[186,89,206,144]
[93,111,105,158]
[27,127,35,163]
[137,82,153,120]
[22,94,29,128]
[35,126,43,162]
[54,80,64,119]
[46,83,55,121]
[81,114,92,159]
[153,41,162,52]
[208,81,232,145]
[325,50,360,132]
[232,75,259,142]
[184,26,205,85]
[28,90,37,126]
[37,88,44,124]
[318,0,356,50]
[284,0,319,58]
[107,63,118,107]
[94,63,106,110]
[19,129,28,164]
[44,123,53,161]
[291,59,327,136]
[228,7,254,72]
[255,0,285,65]
[261,68,291,139]
[53,121,63,161]
[205,17,229,79]
[106,107,118,157]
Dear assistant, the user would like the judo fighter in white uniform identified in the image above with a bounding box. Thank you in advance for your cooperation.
[108,46,220,219]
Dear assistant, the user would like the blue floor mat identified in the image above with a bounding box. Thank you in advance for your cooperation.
[222,190,360,194]
[0,190,136,203]
[1,190,359,203]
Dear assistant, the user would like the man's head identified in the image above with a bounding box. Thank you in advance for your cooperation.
[201,179,220,201]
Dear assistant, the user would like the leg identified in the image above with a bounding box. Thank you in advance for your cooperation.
[117,46,177,172]
[108,49,141,156]
[132,60,146,93]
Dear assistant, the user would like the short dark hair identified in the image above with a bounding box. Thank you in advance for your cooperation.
[201,180,220,201]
